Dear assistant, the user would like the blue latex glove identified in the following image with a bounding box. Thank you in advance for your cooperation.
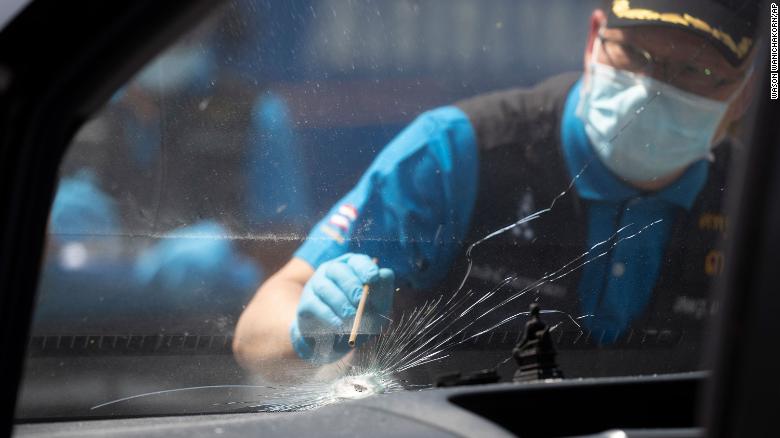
[290,253,394,362]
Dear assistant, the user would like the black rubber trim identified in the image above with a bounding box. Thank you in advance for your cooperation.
[700,2,780,436]
[0,1,223,434]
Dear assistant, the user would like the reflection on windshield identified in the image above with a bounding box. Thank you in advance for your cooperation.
[17,0,760,420]
[88,166,667,412]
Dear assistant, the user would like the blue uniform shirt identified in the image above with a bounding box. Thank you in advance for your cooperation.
[295,107,479,290]
[296,79,710,337]
[561,79,709,339]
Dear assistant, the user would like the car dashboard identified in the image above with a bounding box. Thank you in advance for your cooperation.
[14,372,704,438]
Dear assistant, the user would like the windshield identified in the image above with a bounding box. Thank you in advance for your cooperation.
[16,0,761,419]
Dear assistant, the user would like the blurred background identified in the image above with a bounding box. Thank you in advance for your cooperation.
[19,0,601,418]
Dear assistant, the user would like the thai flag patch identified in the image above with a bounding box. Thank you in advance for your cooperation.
[338,204,358,221]
[321,204,358,244]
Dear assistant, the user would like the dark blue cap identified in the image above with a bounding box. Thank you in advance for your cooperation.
[604,0,760,66]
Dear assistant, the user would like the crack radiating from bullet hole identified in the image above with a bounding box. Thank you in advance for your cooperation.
[91,164,663,413]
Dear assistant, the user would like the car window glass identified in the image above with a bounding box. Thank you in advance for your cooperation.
[15,0,759,419]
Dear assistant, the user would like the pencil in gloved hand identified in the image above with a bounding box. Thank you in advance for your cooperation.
[348,258,378,348]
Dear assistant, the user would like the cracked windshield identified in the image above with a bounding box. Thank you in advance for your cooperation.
[16,0,759,418]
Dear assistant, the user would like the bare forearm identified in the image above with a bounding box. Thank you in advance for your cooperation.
[233,258,313,377]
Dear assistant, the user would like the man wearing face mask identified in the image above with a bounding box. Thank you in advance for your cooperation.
[234,0,759,374]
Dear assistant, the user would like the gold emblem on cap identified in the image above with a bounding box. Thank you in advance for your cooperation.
[612,0,753,59]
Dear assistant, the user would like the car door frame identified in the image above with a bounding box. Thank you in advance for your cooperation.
[0,1,220,433]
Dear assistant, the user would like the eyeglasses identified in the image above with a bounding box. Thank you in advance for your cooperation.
[596,33,743,98]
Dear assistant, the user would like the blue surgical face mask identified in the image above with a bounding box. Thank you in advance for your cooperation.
[577,42,733,183]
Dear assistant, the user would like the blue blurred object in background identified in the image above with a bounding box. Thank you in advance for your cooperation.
[38,185,263,328]
[245,91,314,229]
[49,169,119,244]
[134,40,217,97]
[134,221,262,309]
[36,220,263,329]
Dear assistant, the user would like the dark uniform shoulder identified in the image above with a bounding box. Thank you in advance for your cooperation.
[455,72,580,153]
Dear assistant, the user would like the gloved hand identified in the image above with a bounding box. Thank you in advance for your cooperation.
[290,253,394,362]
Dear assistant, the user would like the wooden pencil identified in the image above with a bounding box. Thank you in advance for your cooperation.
[348,284,370,347]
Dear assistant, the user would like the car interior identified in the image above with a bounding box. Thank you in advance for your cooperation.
[1,1,778,437]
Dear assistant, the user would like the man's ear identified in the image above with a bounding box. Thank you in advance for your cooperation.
[584,10,607,78]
